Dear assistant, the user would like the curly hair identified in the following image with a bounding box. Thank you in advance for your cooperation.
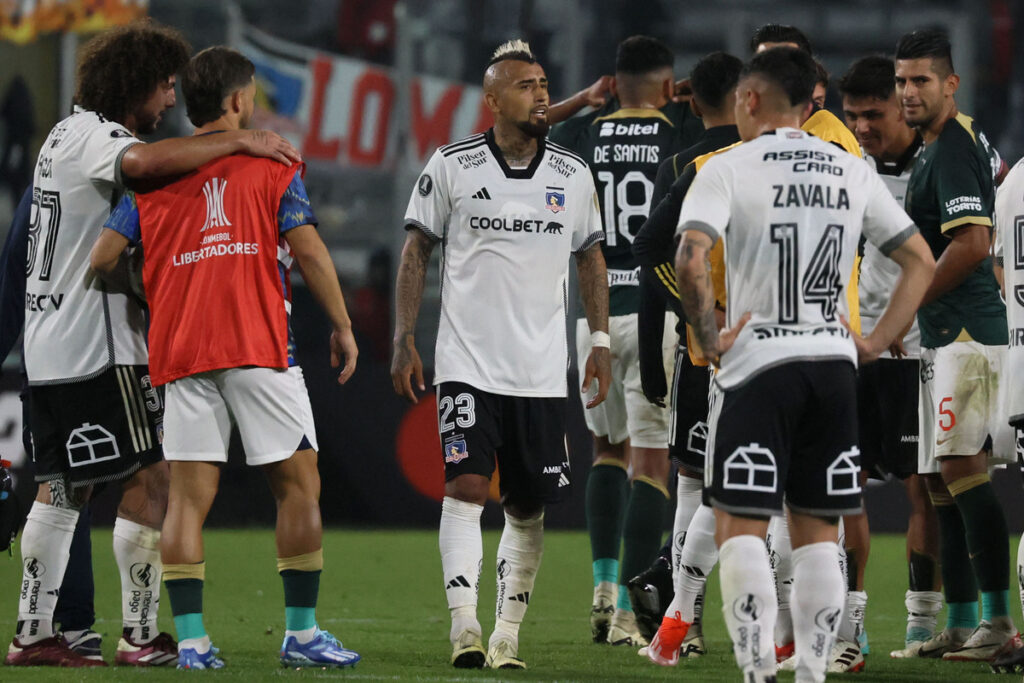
[74,20,191,124]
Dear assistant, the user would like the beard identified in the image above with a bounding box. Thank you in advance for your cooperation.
[134,110,161,135]
[516,118,549,139]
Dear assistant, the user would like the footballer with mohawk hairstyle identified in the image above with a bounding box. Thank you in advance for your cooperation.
[393,39,610,670]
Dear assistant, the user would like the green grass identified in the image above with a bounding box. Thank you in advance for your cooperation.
[0,529,1019,681]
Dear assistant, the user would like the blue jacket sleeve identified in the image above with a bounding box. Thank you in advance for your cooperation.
[0,186,31,368]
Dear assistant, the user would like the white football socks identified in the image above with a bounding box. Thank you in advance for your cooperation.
[719,535,777,681]
[491,510,544,648]
[666,504,717,623]
[838,590,867,643]
[905,590,943,641]
[671,475,704,577]
[766,515,794,647]
[791,541,845,683]
[17,502,79,644]
[439,497,484,642]
[113,517,162,644]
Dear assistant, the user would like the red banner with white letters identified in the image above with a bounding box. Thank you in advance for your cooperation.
[238,23,492,169]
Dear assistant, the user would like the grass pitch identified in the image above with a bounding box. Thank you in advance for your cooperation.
[0,529,1019,681]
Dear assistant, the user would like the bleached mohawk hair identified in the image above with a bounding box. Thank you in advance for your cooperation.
[487,39,537,67]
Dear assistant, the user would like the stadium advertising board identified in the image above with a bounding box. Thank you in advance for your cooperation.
[238,22,493,169]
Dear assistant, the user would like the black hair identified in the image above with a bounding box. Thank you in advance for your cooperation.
[615,35,674,75]
[74,20,190,124]
[182,46,256,127]
[838,55,896,100]
[814,60,829,87]
[741,47,817,107]
[689,51,743,110]
[749,24,813,55]
[895,28,954,75]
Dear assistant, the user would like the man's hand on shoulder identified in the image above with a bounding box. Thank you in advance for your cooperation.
[241,130,302,165]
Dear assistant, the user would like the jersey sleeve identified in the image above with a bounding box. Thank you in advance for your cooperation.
[934,139,994,233]
[404,150,450,241]
[572,170,604,253]
[676,157,731,241]
[861,166,918,256]
[81,119,141,187]
[278,170,318,233]
[104,191,142,245]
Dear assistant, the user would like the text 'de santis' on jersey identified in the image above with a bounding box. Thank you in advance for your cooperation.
[25,108,147,385]
[405,130,603,397]
[676,128,916,390]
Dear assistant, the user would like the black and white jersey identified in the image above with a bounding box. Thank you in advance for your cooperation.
[860,138,923,358]
[25,107,148,385]
[677,128,915,390]
[996,158,1024,424]
[405,129,602,397]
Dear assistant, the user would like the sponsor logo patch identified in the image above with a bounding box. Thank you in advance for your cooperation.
[545,187,566,213]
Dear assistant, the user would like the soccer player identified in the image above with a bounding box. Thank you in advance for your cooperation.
[991,156,1024,674]
[392,40,610,669]
[0,186,104,661]
[6,22,299,668]
[93,46,359,670]
[548,35,685,647]
[629,50,743,655]
[839,55,943,659]
[675,47,934,683]
[896,28,1016,661]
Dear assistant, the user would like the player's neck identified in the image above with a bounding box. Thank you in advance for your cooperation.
[193,114,240,136]
[878,128,918,163]
[746,113,803,140]
[702,112,734,129]
[919,98,958,145]
[492,121,539,166]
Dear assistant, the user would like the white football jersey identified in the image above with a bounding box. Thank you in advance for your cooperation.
[677,128,915,390]
[996,158,1024,425]
[860,139,923,358]
[25,107,149,384]
[405,130,603,397]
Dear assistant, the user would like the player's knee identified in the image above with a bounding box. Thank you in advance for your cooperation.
[445,474,489,506]
[503,497,544,520]
[39,478,87,510]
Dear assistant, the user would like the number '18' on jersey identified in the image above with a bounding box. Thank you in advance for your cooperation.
[677,128,917,390]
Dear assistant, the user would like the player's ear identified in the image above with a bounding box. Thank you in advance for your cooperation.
[689,97,703,119]
[944,72,960,97]
[608,76,618,99]
[484,90,500,116]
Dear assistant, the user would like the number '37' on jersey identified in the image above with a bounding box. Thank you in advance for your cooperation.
[404,130,603,398]
[676,128,917,390]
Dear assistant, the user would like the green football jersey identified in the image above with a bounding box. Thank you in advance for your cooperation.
[905,113,1006,348]
[549,100,701,316]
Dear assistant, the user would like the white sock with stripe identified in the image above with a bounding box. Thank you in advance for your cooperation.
[113,517,163,644]
[491,510,544,648]
[17,502,79,644]
[439,497,484,643]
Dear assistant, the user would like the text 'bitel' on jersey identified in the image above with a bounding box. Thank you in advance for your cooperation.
[677,128,916,390]
[106,156,311,387]
[905,113,1005,349]
[550,108,684,316]
[405,130,603,397]
[996,158,1024,424]
[24,107,148,385]
[859,137,924,358]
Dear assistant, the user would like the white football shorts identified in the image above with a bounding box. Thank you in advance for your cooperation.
[163,366,318,466]
[576,313,676,449]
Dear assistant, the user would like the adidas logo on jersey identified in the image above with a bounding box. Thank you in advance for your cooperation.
[471,187,491,200]
[509,591,530,604]
[557,472,570,487]
[446,575,471,589]
[599,121,659,137]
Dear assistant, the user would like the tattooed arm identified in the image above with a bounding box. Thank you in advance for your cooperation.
[391,229,436,403]
[574,242,612,408]
[675,229,748,367]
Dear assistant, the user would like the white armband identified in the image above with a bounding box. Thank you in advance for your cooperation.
[590,331,610,349]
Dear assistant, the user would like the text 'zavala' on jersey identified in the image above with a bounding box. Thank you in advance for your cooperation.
[677,128,916,390]
[404,130,603,398]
